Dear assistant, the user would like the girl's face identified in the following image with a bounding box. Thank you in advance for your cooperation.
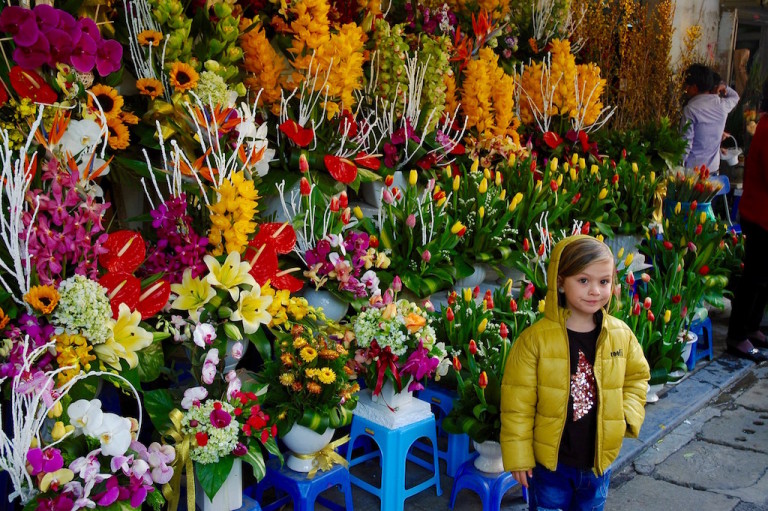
[559,258,614,322]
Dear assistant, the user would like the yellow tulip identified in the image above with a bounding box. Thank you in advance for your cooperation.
[596,234,604,242]
[571,153,579,165]
[624,253,634,268]
[700,212,707,224]
[674,202,681,214]
[484,168,491,179]
[550,158,558,171]
[664,310,671,323]
[463,288,472,302]
[478,206,485,218]
[499,189,507,200]
[479,178,488,194]
[495,172,502,186]
[536,180,543,191]
[598,188,608,199]
[477,318,488,334]
[570,168,577,181]
[617,247,625,259]
[650,171,656,182]
[564,162,570,172]
[538,299,546,313]
[451,221,465,234]
[508,154,516,166]
[353,206,363,219]
[591,164,599,175]
[409,169,418,186]
[47,401,63,419]
[453,175,460,192]
[557,175,563,186]
[471,159,479,173]
[509,192,523,212]
[437,197,446,207]
[579,158,586,169]
[632,162,638,173]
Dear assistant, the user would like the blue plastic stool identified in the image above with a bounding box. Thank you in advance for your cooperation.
[688,316,714,370]
[251,458,353,511]
[346,414,442,510]
[449,457,520,510]
[415,386,472,477]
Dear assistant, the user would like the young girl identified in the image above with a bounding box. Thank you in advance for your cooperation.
[500,235,650,510]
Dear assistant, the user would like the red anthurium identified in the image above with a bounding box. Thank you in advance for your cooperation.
[449,143,466,155]
[339,110,358,137]
[354,151,381,171]
[245,225,303,293]
[9,67,57,104]
[251,222,297,255]
[542,131,563,149]
[0,85,7,107]
[99,231,146,274]
[416,153,437,170]
[324,155,358,184]
[245,242,279,284]
[135,279,171,320]
[268,270,304,293]
[278,119,314,147]
[99,272,141,318]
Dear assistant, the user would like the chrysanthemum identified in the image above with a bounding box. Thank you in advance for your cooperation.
[138,30,163,47]
[24,285,59,314]
[136,78,164,99]
[279,373,295,386]
[169,62,199,92]
[318,348,339,360]
[106,118,130,150]
[317,367,336,384]
[306,382,323,394]
[88,84,124,120]
[293,338,308,350]
[299,346,317,363]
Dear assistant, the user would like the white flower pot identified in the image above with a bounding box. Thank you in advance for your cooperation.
[455,265,486,290]
[303,288,349,322]
[195,458,242,511]
[646,382,664,404]
[370,377,414,410]
[680,331,699,364]
[472,440,504,473]
[360,170,406,208]
[281,424,335,473]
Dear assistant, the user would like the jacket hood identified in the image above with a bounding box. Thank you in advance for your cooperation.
[544,234,614,323]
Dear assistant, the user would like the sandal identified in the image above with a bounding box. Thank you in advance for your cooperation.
[726,345,768,363]
[748,336,768,349]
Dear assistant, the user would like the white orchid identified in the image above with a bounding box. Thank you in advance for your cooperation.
[181,386,208,410]
[67,400,104,437]
[92,413,133,457]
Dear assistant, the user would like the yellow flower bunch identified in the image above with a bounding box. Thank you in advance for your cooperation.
[239,20,285,114]
[460,48,520,140]
[55,334,96,385]
[312,23,367,118]
[288,0,331,71]
[548,39,578,116]
[208,171,259,255]
[518,60,544,125]
[575,63,606,126]
[262,283,320,327]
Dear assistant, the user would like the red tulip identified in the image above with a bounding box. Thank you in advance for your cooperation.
[571,193,581,204]
[522,238,530,252]
[339,191,348,209]
[647,310,655,322]
[643,297,652,310]
[509,299,518,312]
[446,307,455,322]
[469,339,478,355]
[453,356,462,371]
[299,153,309,173]
[385,174,395,187]
[581,222,590,235]
[550,179,558,192]
[330,196,340,212]
[500,323,509,339]
[300,177,311,196]
[698,265,710,276]
[663,241,674,250]
[478,371,488,389]
[626,272,635,286]
[671,294,682,304]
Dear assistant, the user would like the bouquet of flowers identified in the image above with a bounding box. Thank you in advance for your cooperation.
[441,281,538,443]
[258,320,359,436]
[353,293,449,397]
[664,166,723,205]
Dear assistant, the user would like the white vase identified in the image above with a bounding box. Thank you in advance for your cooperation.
[680,331,699,364]
[646,382,664,404]
[370,377,414,410]
[360,170,406,208]
[303,288,349,322]
[281,424,335,473]
[455,265,486,290]
[195,458,242,511]
[472,440,504,473]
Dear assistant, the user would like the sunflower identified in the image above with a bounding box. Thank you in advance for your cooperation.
[299,346,317,363]
[88,84,124,120]
[169,62,199,92]
[317,367,336,384]
[24,285,59,314]
[106,118,130,150]
[0,308,9,330]
[120,111,139,125]
[136,78,164,99]
[137,30,163,47]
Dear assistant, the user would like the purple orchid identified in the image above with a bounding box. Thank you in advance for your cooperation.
[91,475,120,507]
[27,447,64,476]
[35,493,76,511]
[400,341,440,391]
[13,33,50,69]
[0,6,40,47]
[210,408,232,429]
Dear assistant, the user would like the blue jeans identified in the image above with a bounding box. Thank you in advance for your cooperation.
[528,463,611,511]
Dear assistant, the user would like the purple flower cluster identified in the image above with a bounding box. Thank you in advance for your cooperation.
[22,161,110,286]
[383,120,421,169]
[142,194,208,284]
[0,314,56,381]
[30,441,173,511]
[305,231,382,299]
[0,5,122,75]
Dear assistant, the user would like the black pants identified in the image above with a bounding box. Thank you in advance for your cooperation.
[727,219,768,342]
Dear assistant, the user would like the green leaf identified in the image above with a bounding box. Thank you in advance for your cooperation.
[243,446,267,482]
[196,456,235,501]
[143,388,176,433]
[247,328,271,362]
[136,341,165,382]
[263,437,283,464]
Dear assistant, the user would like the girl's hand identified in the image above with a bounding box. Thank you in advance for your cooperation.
[512,469,533,488]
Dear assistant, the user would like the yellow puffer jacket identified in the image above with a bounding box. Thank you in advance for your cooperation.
[500,235,650,476]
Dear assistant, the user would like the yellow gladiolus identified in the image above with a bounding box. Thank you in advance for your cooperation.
[478,206,485,218]
[453,175,460,192]
[591,164,599,175]
[477,318,488,334]
[579,158,586,169]
[598,188,608,199]
[409,169,417,186]
[471,159,479,173]
[624,253,634,268]
[451,221,465,234]
[479,178,488,194]
[353,206,363,219]
[664,310,671,323]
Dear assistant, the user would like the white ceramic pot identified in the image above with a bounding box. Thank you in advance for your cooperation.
[281,424,335,473]
[195,458,242,511]
[472,440,504,473]
[646,382,664,404]
[455,265,486,290]
[303,288,349,322]
[370,377,414,410]
[680,331,699,364]
[360,170,406,208]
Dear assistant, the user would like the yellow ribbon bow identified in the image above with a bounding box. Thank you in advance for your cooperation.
[162,409,195,511]
[294,435,350,479]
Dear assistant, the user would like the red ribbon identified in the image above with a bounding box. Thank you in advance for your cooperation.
[369,340,400,396]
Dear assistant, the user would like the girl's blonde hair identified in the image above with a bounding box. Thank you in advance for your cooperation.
[558,237,615,279]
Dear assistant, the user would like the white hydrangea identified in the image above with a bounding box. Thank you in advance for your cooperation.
[183,400,239,465]
[52,275,113,344]
[353,299,437,357]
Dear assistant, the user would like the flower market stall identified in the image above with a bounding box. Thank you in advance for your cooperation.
[0,0,747,509]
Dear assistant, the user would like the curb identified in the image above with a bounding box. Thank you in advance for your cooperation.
[613,354,756,473]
